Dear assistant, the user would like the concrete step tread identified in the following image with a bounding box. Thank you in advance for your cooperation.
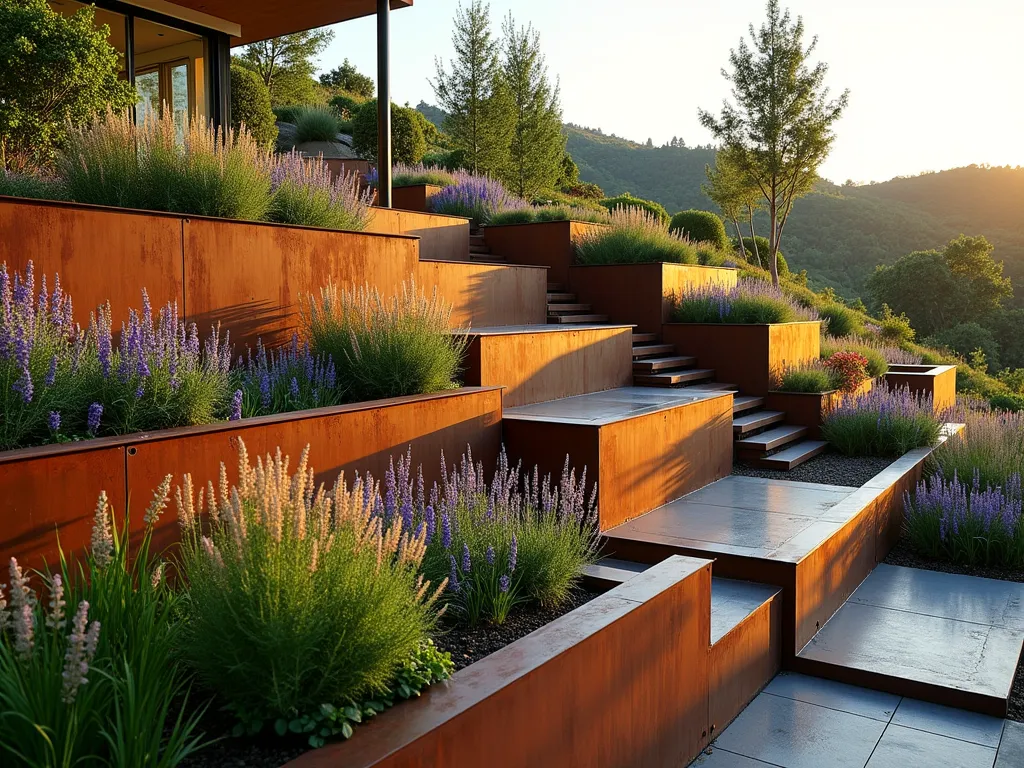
[756,439,828,470]
[733,410,787,436]
[547,303,593,313]
[547,292,576,302]
[632,355,697,373]
[632,332,658,344]
[548,314,610,324]
[632,343,676,359]
[735,424,808,451]
[634,368,716,386]
[733,395,765,414]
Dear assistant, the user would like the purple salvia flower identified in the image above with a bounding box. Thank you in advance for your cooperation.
[499,574,511,593]
[485,545,496,565]
[289,376,300,400]
[440,512,452,550]
[230,389,243,421]
[87,402,103,434]
[48,411,60,433]
[43,354,57,387]
[461,543,471,572]
[508,533,518,573]
[447,554,460,593]
[424,504,436,543]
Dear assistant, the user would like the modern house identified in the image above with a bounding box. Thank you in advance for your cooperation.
[46,0,406,201]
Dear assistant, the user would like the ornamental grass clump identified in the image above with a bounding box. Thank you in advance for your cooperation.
[821,336,897,376]
[774,360,840,393]
[0,485,206,767]
[386,446,599,625]
[931,407,1024,491]
[905,471,1024,567]
[671,278,817,324]
[176,440,446,729]
[267,152,371,231]
[90,291,233,436]
[427,175,526,225]
[574,206,698,265]
[304,281,467,403]
[293,106,341,143]
[821,385,944,457]
[391,162,457,188]
[234,334,342,417]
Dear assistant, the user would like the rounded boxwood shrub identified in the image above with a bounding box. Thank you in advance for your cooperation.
[819,303,863,338]
[352,100,426,165]
[230,66,278,148]
[329,91,367,117]
[598,193,669,224]
[670,209,730,250]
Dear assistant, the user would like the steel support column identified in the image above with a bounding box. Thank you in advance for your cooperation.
[376,0,392,207]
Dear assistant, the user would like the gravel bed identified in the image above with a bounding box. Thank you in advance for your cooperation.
[885,538,1024,722]
[179,588,604,767]
[732,450,895,488]
[435,587,603,671]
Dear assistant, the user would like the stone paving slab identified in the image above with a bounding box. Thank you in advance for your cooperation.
[995,721,1024,768]
[764,671,900,722]
[865,725,996,768]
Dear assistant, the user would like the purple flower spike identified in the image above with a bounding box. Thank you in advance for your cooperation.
[448,554,460,593]
[461,543,471,572]
[485,545,496,566]
[499,574,511,593]
[440,512,452,550]
[508,533,518,573]
[87,402,103,434]
[48,411,61,433]
[230,389,243,421]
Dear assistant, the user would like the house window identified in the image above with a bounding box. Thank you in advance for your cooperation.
[135,59,192,139]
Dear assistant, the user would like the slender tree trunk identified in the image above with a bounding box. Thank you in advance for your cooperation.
[747,205,761,269]
[732,219,746,261]
[768,198,780,288]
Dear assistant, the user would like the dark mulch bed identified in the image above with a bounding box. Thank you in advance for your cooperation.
[179,588,603,767]
[434,587,603,671]
[733,450,895,488]
[885,537,1024,723]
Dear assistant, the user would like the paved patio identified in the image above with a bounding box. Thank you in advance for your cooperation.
[690,672,1024,767]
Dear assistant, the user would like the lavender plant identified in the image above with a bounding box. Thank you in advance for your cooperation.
[905,470,1024,567]
[303,280,467,404]
[931,407,1024,491]
[175,440,447,727]
[89,291,233,436]
[574,206,699,265]
[427,176,528,225]
[377,446,599,625]
[234,334,343,417]
[0,262,93,450]
[821,385,944,457]
[671,278,818,324]
[390,162,458,188]
[487,204,611,226]
[267,152,371,231]
[0,485,206,766]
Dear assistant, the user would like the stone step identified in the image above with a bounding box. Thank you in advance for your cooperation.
[547,292,576,302]
[735,424,808,453]
[632,333,658,344]
[632,355,697,374]
[470,235,486,246]
[470,254,506,263]
[548,313,611,324]
[547,282,566,292]
[733,410,786,437]
[632,343,675,359]
[470,244,490,253]
[581,558,650,590]
[732,395,765,414]
[687,382,738,392]
[755,439,828,470]
[547,303,593,315]
[634,368,716,386]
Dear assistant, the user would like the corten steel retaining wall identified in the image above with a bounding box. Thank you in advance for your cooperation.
[568,263,738,335]
[365,208,470,261]
[283,556,714,768]
[0,196,420,350]
[661,322,821,396]
[415,260,548,327]
[765,379,873,439]
[884,364,957,413]
[483,220,609,286]
[391,184,444,213]
[461,326,634,407]
[0,388,503,570]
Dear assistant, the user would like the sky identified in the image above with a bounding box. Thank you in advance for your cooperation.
[314,0,1024,184]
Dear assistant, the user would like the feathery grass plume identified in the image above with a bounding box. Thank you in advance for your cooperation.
[487,204,612,227]
[304,280,467,403]
[390,162,458,188]
[905,470,1024,567]
[574,205,698,265]
[176,439,444,724]
[267,152,372,231]
[822,385,944,457]
[931,406,1024,491]
[671,277,818,324]
[293,105,341,143]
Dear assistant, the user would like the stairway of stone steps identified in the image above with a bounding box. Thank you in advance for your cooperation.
[546,282,610,324]
[469,231,506,263]
[632,334,827,470]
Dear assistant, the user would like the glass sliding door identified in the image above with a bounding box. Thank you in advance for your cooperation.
[133,17,207,137]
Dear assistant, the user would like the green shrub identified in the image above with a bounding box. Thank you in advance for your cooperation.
[775,362,840,393]
[422,149,467,172]
[0,168,64,200]
[304,281,467,403]
[177,442,444,727]
[487,205,609,227]
[878,304,916,344]
[821,338,890,378]
[266,152,370,231]
[294,105,340,143]
[669,210,730,250]
[695,244,730,267]
[736,236,789,275]
[819,303,863,337]
[560,181,604,200]
[598,193,669,224]
[575,206,696,265]
[0,0,136,165]
[329,91,368,117]
[230,65,278,148]
[391,162,457,188]
[990,394,1024,414]
[0,486,205,766]
[487,208,536,226]
[926,322,1001,371]
[351,100,426,165]
[672,279,816,324]
[272,105,305,125]
[822,386,942,457]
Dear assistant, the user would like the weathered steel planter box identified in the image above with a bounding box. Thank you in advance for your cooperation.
[0,196,419,350]
[568,262,738,335]
[415,259,547,327]
[365,207,470,261]
[766,379,873,439]
[884,364,957,413]
[282,556,715,768]
[391,184,444,213]
[0,388,502,570]
[661,322,821,396]
[483,220,609,286]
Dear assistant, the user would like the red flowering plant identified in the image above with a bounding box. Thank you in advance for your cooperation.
[824,351,871,394]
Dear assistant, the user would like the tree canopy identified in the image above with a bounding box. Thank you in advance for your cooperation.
[319,59,374,99]
[234,29,334,106]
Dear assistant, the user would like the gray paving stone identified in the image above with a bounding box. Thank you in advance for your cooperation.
[689,748,777,766]
[865,724,996,768]
[892,698,1004,748]
[764,672,900,722]
[710,579,779,644]
[712,692,886,768]
[850,564,1024,630]
[683,476,853,517]
[995,720,1024,768]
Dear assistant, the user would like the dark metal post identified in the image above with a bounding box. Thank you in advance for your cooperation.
[376,0,392,208]
[208,32,232,130]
